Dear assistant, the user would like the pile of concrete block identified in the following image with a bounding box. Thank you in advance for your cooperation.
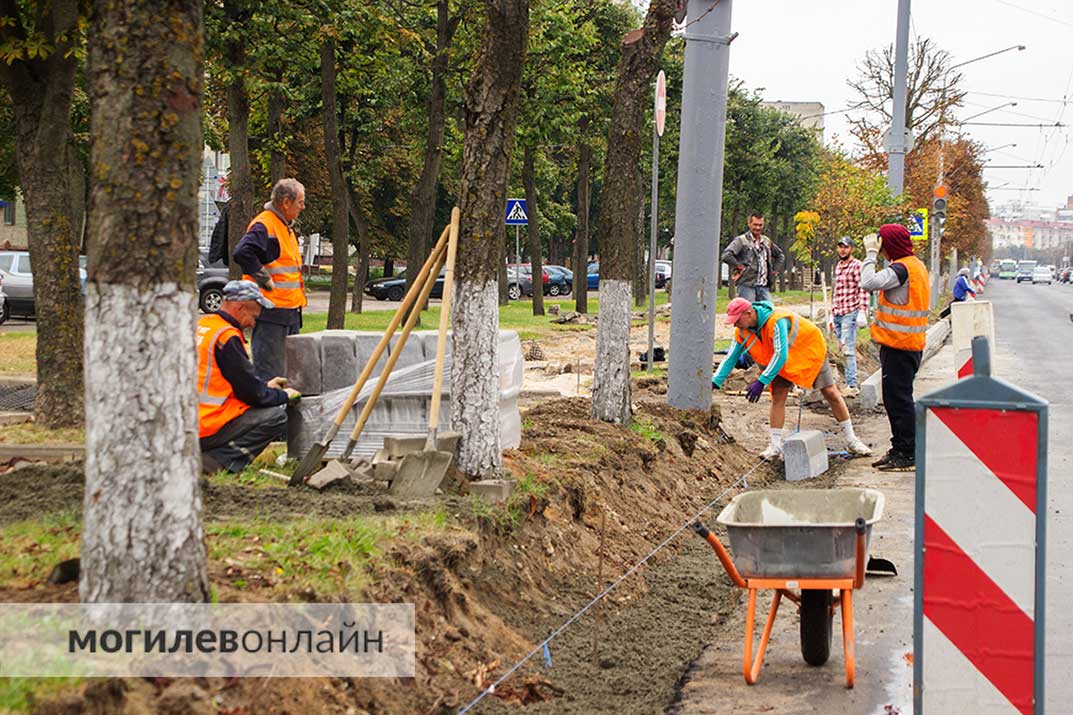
[285,330,523,460]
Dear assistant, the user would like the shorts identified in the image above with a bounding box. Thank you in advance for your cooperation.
[771,359,836,391]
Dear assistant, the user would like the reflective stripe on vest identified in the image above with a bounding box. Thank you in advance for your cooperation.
[870,254,930,352]
[242,210,307,309]
[196,314,252,438]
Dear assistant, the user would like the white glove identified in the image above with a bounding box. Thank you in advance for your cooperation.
[856,311,868,328]
[862,233,880,255]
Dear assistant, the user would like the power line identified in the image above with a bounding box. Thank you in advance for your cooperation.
[965,90,1073,106]
[994,0,1073,29]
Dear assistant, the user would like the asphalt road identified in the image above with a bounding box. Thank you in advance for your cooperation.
[985,278,1073,713]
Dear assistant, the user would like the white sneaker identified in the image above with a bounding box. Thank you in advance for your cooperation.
[760,444,784,460]
[842,386,860,398]
[847,436,872,456]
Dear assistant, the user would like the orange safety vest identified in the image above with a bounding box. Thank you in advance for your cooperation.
[196,313,252,438]
[243,208,307,309]
[735,308,827,388]
[871,255,930,352]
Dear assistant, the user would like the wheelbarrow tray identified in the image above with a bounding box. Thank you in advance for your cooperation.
[715,488,885,580]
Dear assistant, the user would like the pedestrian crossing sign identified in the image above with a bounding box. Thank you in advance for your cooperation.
[911,208,928,240]
[505,198,528,226]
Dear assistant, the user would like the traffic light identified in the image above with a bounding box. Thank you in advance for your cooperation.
[933,185,948,229]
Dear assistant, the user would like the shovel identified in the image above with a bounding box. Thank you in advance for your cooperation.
[390,207,460,499]
[289,223,451,486]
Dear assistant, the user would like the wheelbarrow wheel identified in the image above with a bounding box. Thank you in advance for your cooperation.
[800,589,833,666]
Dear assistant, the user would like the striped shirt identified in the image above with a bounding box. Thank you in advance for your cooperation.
[833,257,868,316]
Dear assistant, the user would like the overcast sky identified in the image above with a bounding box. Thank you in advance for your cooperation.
[719,0,1073,212]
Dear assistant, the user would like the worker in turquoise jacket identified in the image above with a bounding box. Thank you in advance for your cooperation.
[712,299,870,460]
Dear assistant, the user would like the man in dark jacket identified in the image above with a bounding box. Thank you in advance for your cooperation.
[721,211,785,302]
[197,280,301,474]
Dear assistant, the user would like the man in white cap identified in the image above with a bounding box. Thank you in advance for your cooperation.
[712,297,871,459]
[196,280,301,474]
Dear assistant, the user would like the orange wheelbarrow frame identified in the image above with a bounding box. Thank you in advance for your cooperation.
[691,518,868,689]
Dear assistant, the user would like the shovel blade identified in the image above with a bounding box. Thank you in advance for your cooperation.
[290,442,329,486]
[390,450,452,499]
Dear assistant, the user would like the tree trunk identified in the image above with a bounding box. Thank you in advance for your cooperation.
[321,38,349,329]
[633,166,646,307]
[266,74,287,184]
[407,0,454,302]
[225,0,253,280]
[572,135,591,312]
[0,0,84,428]
[591,0,677,424]
[383,258,394,277]
[498,235,509,306]
[452,0,529,479]
[82,0,209,602]
[347,191,371,314]
[522,145,544,316]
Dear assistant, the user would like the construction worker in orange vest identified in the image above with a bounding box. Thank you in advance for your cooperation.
[233,178,307,382]
[861,224,931,472]
[712,298,872,460]
[197,280,301,474]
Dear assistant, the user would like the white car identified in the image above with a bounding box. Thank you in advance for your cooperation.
[1031,266,1052,285]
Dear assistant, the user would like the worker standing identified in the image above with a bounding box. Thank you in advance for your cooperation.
[233,178,307,381]
[197,281,301,474]
[721,212,785,302]
[712,298,871,460]
[860,224,931,472]
[831,236,869,398]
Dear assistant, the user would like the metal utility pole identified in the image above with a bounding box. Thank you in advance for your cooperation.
[667,0,734,409]
[647,70,667,372]
[887,0,911,195]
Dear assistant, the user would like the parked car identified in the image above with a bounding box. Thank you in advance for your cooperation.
[507,266,531,300]
[587,262,600,290]
[0,251,88,319]
[1015,260,1037,283]
[197,256,230,313]
[654,260,672,288]
[0,270,7,324]
[365,269,409,301]
[542,265,573,295]
[364,268,447,302]
[1031,266,1052,285]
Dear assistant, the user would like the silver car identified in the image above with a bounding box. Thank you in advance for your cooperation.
[0,251,87,319]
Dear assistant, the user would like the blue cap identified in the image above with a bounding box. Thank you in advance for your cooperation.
[222,280,273,308]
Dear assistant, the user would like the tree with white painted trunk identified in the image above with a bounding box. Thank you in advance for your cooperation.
[80,0,209,602]
[451,0,528,479]
[591,0,677,424]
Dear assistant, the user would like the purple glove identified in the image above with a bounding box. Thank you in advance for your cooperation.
[746,380,765,403]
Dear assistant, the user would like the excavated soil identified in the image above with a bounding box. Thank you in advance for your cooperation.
[14,394,774,715]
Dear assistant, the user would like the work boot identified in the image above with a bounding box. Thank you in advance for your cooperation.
[760,443,783,461]
[876,451,915,472]
[847,436,872,456]
[871,449,897,468]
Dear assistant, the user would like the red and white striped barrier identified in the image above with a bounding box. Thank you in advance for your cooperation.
[950,301,994,380]
[915,337,1047,713]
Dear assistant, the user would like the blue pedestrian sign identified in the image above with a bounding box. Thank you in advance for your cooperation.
[505,198,528,226]
[910,208,928,239]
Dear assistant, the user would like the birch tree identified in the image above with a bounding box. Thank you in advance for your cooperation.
[81,0,209,602]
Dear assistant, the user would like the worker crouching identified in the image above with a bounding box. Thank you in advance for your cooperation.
[197,280,301,474]
[712,298,871,460]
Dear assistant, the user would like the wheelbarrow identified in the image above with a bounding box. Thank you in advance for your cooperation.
[691,487,885,688]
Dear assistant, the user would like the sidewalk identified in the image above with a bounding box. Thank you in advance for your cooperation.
[674,344,957,715]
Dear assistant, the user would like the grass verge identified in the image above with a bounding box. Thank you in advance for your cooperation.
[0,423,84,445]
[0,332,36,376]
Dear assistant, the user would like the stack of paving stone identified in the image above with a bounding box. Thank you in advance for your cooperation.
[285,330,523,460]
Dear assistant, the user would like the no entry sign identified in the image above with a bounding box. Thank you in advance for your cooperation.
[655,70,667,137]
[914,336,1047,713]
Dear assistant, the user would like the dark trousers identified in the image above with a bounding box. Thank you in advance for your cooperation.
[252,319,299,383]
[200,406,287,473]
[880,345,922,456]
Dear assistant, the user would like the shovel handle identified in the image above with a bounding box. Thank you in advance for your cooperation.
[427,207,460,440]
[345,243,448,447]
[324,223,451,433]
